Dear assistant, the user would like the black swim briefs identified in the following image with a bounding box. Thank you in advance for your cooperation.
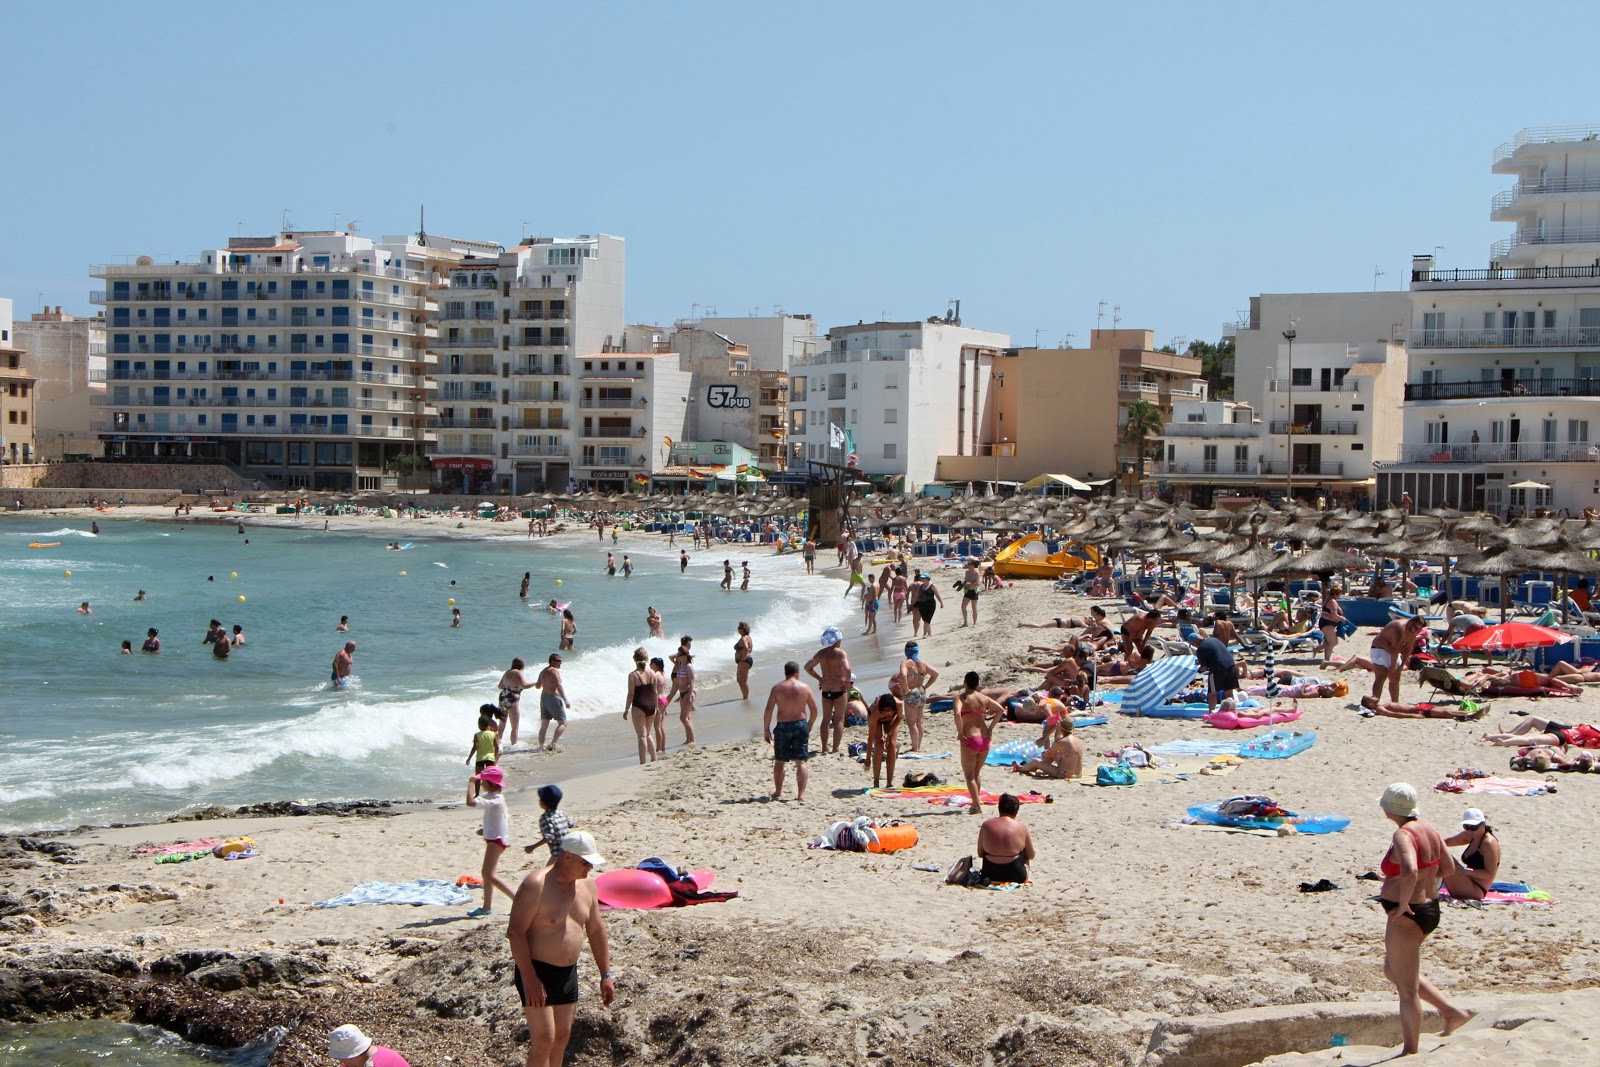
[514,958,580,1007]
[1380,898,1441,935]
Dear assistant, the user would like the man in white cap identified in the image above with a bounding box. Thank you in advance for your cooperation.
[804,627,852,755]
[507,829,616,1067]
[327,1024,409,1066]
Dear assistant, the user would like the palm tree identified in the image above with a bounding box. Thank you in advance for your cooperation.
[1122,399,1165,493]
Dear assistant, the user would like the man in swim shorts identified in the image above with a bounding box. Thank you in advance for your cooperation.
[1194,635,1239,712]
[961,561,981,627]
[535,654,570,752]
[804,627,852,755]
[802,538,816,575]
[1370,613,1428,704]
[507,830,615,1067]
[331,641,356,688]
[764,660,819,801]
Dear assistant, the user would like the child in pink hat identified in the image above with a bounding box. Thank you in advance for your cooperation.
[466,765,516,917]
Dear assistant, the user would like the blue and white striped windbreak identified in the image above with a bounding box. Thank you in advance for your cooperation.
[1121,654,1199,715]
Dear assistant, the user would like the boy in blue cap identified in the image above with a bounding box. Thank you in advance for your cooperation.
[523,784,573,865]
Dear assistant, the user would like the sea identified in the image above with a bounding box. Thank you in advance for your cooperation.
[0,518,850,832]
[0,1023,276,1066]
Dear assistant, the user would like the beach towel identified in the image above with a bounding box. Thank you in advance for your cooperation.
[1440,883,1556,905]
[863,785,1052,805]
[899,751,952,760]
[1435,774,1553,796]
[136,838,223,855]
[313,879,473,908]
[1148,739,1244,758]
[153,851,213,864]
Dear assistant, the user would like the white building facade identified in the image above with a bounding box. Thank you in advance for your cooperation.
[790,319,1010,488]
[1386,125,1600,515]
[91,232,438,491]
[573,352,690,490]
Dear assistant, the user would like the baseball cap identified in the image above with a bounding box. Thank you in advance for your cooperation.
[327,1025,373,1060]
[1462,807,1486,827]
[537,784,563,807]
[472,765,505,788]
[821,626,843,647]
[558,830,606,866]
[1379,782,1420,818]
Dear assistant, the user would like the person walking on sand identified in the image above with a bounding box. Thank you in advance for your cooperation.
[647,605,663,638]
[1319,583,1346,667]
[960,560,981,627]
[498,657,533,747]
[559,608,577,651]
[805,627,852,756]
[721,559,733,590]
[954,671,1005,815]
[507,830,615,1067]
[535,654,570,752]
[802,538,816,575]
[330,641,356,689]
[889,641,939,752]
[465,766,518,917]
[1375,783,1473,1053]
[764,661,819,801]
[622,649,660,765]
[733,621,754,699]
[914,572,944,637]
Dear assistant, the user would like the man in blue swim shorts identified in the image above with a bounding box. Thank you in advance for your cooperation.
[763,660,819,801]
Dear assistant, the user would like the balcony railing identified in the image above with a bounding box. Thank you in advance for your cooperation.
[1405,377,1600,401]
[1413,263,1600,285]
[1411,326,1600,350]
[582,455,641,467]
[1492,125,1600,165]
[510,392,566,405]
[1266,379,1360,393]
[1118,380,1160,395]
[1159,422,1260,438]
[512,361,567,375]
[95,394,415,411]
[1401,442,1600,464]
[792,347,912,367]
[1492,175,1600,214]
[507,417,568,430]
[510,444,570,457]
[432,444,498,456]
[1151,461,1346,477]
[509,309,570,320]
[92,421,425,440]
[438,310,498,320]
[439,337,498,348]
[1268,420,1358,435]
[582,427,643,439]
[429,417,497,429]
[93,261,426,283]
[1491,226,1600,259]
[578,397,644,409]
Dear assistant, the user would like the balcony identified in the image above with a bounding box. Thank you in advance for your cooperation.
[1400,442,1600,464]
[581,426,644,440]
[1491,226,1600,259]
[512,360,567,375]
[438,310,498,321]
[1268,420,1358,436]
[510,444,570,457]
[578,397,645,409]
[1412,263,1600,287]
[1118,380,1160,396]
[1411,326,1600,351]
[1493,125,1600,167]
[509,309,569,320]
[438,336,498,348]
[581,455,642,468]
[507,416,568,430]
[1159,422,1260,438]
[440,359,498,376]
[1266,379,1360,393]
[92,421,426,440]
[429,417,498,429]
[433,443,498,456]
[510,390,566,404]
[93,260,426,283]
[1492,174,1600,217]
[1405,377,1600,402]
[1151,460,1347,478]
[792,347,911,367]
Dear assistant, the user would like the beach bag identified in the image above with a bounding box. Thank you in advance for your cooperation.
[1337,619,1357,639]
[1096,763,1137,787]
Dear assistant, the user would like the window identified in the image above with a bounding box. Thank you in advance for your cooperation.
[1351,403,1365,411]
[1351,442,1364,451]
[883,442,896,459]
[1202,444,1217,473]
[1424,421,1448,445]
[884,408,898,424]
[1290,368,1312,387]
[1233,445,1249,474]
[1543,309,1557,330]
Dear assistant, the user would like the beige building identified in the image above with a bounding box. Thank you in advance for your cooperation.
[934,329,1204,489]
[1,299,39,464]
[15,307,105,460]
[667,327,790,472]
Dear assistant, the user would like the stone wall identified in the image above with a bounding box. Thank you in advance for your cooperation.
[0,462,257,494]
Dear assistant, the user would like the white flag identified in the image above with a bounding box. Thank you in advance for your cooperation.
[829,423,846,449]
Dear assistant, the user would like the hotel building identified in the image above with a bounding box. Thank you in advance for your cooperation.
[0,298,38,464]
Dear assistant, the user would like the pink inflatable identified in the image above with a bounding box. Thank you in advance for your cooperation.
[1203,707,1302,731]
[595,867,717,910]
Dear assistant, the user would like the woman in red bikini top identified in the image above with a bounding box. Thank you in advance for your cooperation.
[1376,783,1472,1055]
[954,671,1005,817]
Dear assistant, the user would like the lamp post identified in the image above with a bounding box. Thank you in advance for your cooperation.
[991,370,1005,489]
[1282,327,1297,500]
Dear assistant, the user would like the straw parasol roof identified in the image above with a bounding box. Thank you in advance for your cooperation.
[1250,544,1365,579]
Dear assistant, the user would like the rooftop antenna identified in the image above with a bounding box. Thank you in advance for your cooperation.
[520,220,529,242]
[281,208,293,232]
[1433,245,1447,258]
[417,205,428,247]
[1034,329,1044,347]
[1060,331,1075,348]
[1112,304,1122,329]
[334,212,342,232]
[1096,300,1107,330]
[1372,266,1386,290]
[691,303,702,320]
[347,219,360,234]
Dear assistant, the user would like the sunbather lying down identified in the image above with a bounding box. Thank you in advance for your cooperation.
[1509,745,1600,773]
[1481,716,1600,749]
[1360,695,1489,721]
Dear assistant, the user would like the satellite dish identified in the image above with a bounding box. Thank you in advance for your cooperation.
[136,256,154,266]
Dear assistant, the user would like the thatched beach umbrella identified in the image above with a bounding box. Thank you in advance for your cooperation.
[1456,542,1559,622]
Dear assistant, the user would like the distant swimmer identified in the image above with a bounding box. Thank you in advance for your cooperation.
[605,552,617,577]
[336,615,350,632]
[559,608,577,651]
[647,606,663,638]
[142,628,161,654]
[452,607,462,628]
[203,619,225,646]
[230,624,246,647]
[679,550,689,574]
[91,521,100,535]
[520,572,531,599]
[134,590,146,602]
[121,640,132,654]
[212,633,231,659]
[741,561,751,591]
[331,641,356,688]
[622,555,633,579]
[77,601,92,615]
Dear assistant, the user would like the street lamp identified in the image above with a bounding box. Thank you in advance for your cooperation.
[1282,327,1297,500]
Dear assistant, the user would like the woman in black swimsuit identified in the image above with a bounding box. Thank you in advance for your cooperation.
[733,621,754,700]
[622,649,660,765]
[1442,807,1500,902]
[1376,783,1472,1054]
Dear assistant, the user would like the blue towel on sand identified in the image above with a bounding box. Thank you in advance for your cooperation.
[313,879,472,908]
[1149,739,1244,758]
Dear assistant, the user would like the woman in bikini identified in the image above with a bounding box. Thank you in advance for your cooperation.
[622,649,660,765]
[667,647,698,746]
[559,608,577,651]
[1442,808,1500,902]
[733,621,754,700]
[1319,583,1346,668]
[649,656,669,755]
[888,641,939,752]
[867,693,903,788]
[889,566,909,624]
[1376,783,1472,1054]
[954,671,1005,816]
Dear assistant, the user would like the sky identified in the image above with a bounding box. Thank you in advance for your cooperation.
[4,1,1599,349]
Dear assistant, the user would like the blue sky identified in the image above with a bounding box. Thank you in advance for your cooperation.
[3,1,1598,347]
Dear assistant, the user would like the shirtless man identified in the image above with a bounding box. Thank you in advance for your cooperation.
[535,654,571,752]
[1119,609,1163,657]
[763,661,819,800]
[1368,614,1428,703]
[802,538,817,575]
[506,831,615,1067]
[1010,719,1084,779]
[1361,695,1488,721]
[330,641,356,689]
[960,561,981,627]
[1210,611,1239,646]
[804,627,852,755]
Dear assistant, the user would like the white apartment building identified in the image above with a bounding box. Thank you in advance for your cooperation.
[1155,399,1261,497]
[16,307,105,460]
[572,351,690,489]
[429,235,625,493]
[790,318,1010,488]
[695,313,818,373]
[91,232,438,491]
[1388,125,1600,515]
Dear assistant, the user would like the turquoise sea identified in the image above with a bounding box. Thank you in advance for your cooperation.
[0,1023,275,1066]
[0,517,848,831]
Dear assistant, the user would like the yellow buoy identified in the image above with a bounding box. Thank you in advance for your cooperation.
[64,570,72,577]
[555,578,563,585]
[447,597,456,606]
[238,595,246,602]
[230,571,238,579]
[400,570,407,576]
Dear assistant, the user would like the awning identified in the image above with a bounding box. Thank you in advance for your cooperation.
[1020,473,1094,492]
[715,466,766,482]
[431,457,494,471]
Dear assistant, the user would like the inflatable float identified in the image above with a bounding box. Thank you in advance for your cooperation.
[28,542,60,549]
[1186,803,1349,835]
[865,823,918,853]
[1204,707,1302,730]
[992,535,1102,580]
[1239,730,1317,759]
[595,867,715,910]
